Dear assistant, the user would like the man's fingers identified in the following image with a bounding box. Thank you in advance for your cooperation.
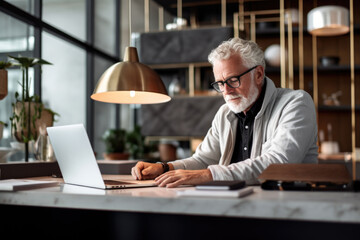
[158,175,183,188]
[133,162,146,180]
[154,171,171,183]
[132,162,163,181]
[131,167,137,180]
[155,169,212,187]
[156,172,181,187]
[165,179,183,188]
[134,167,142,180]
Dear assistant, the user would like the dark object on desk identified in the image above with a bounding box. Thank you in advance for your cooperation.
[261,180,350,191]
[258,163,352,191]
[196,180,246,190]
[352,180,360,192]
[0,162,61,180]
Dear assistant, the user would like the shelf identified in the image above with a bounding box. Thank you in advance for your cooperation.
[149,61,359,72]
[316,65,360,72]
[150,62,211,70]
[255,24,360,37]
[318,105,360,112]
[265,65,360,74]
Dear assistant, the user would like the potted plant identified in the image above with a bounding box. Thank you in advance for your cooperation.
[0,61,12,100]
[126,125,158,160]
[102,129,130,160]
[8,55,57,162]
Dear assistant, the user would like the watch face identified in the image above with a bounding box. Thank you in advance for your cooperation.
[161,162,169,172]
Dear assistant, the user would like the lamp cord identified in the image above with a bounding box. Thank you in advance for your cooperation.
[128,0,132,46]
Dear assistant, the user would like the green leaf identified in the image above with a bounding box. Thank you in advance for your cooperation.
[8,55,52,68]
[0,61,12,69]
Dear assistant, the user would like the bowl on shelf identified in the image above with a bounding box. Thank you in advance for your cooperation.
[264,44,287,67]
[319,56,340,67]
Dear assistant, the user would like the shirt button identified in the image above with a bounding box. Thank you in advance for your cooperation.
[244,147,247,151]
[245,125,249,129]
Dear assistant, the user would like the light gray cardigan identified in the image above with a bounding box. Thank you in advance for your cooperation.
[170,77,318,184]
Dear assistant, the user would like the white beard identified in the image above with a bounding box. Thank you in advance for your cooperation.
[225,78,259,114]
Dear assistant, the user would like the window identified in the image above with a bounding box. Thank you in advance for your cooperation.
[0,12,34,140]
[0,0,120,161]
[42,32,87,126]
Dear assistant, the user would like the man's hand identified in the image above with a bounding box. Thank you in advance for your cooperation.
[131,162,164,180]
[155,169,213,188]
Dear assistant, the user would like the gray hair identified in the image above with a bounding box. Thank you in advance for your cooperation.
[208,38,266,70]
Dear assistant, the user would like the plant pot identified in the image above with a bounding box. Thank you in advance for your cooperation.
[0,69,8,100]
[103,152,130,160]
[12,101,54,142]
[159,143,177,162]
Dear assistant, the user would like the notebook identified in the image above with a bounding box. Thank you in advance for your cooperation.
[47,124,156,189]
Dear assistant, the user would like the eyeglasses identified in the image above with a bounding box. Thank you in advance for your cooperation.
[211,65,258,93]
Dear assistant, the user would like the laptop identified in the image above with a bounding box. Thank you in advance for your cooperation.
[47,124,157,189]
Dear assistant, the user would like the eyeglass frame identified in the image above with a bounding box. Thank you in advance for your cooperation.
[211,65,259,93]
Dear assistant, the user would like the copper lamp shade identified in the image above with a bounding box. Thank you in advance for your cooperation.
[91,47,171,104]
[307,6,349,36]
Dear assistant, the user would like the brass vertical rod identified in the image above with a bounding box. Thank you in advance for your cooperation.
[159,7,164,31]
[189,64,195,96]
[128,0,132,45]
[195,67,201,91]
[312,35,318,110]
[234,13,239,38]
[177,0,182,19]
[190,14,197,29]
[222,0,226,27]
[144,0,149,32]
[350,0,356,180]
[239,0,245,31]
[287,11,294,89]
[250,14,256,42]
[177,0,182,29]
[298,0,304,90]
[280,0,286,88]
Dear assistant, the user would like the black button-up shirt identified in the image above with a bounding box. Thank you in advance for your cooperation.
[230,80,267,163]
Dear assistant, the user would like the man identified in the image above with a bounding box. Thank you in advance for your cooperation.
[132,38,318,187]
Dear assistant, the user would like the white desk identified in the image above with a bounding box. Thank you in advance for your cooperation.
[1,175,360,223]
[0,175,359,239]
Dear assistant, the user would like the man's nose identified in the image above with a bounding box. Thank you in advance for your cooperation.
[223,83,234,94]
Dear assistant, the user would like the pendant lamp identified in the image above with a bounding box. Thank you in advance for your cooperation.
[307,5,349,36]
[91,0,170,104]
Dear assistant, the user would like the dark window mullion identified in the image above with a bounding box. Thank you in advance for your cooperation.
[34,0,42,99]
[86,0,95,145]
[115,0,121,129]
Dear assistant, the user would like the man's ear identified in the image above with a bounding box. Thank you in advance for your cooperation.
[255,65,264,85]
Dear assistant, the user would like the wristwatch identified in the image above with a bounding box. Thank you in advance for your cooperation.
[161,162,170,173]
